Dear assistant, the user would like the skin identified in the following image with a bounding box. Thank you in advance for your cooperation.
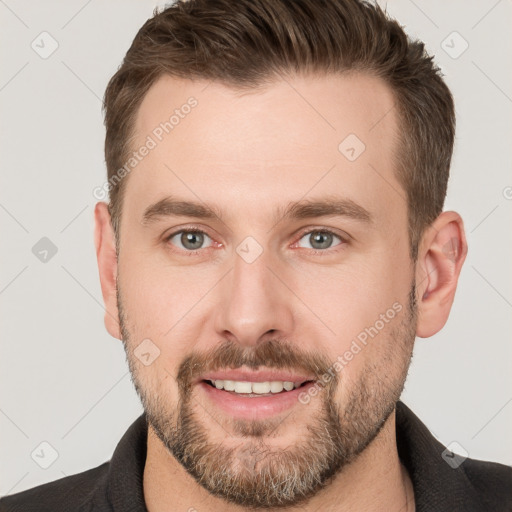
[94,73,467,511]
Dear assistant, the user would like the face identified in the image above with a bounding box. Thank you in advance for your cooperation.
[115,73,417,508]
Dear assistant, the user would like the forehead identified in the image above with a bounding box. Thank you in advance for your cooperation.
[134,72,397,157]
[124,72,403,229]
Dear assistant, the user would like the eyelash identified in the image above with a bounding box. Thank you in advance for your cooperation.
[164,226,348,256]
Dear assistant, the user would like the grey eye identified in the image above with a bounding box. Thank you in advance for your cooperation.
[169,231,212,251]
[297,230,342,250]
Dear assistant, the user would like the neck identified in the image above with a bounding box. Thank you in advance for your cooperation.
[143,410,415,512]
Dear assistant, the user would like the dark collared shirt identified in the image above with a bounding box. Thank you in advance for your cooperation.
[1,401,511,511]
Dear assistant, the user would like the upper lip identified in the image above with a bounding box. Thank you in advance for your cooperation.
[196,369,316,385]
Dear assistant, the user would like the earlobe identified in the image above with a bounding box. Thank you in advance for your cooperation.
[415,211,468,338]
[94,202,121,340]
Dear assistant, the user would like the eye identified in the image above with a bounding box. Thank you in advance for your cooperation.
[296,229,345,251]
[166,229,213,252]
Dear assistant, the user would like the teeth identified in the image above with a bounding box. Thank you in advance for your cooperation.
[251,381,271,394]
[211,379,302,394]
[270,381,284,393]
[234,381,253,393]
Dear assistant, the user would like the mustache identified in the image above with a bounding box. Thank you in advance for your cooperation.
[176,338,336,392]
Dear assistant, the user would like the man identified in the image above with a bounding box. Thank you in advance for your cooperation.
[1,0,511,511]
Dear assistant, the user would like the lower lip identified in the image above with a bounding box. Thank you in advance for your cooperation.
[198,381,316,420]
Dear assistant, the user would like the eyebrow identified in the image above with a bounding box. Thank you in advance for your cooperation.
[141,194,373,226]
[142,196,222,224]
[276,195,373,225]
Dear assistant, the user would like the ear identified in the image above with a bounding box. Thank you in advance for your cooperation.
[415,211,468,338]
[94,202,121,340]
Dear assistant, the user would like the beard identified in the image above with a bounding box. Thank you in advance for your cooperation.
[118,282,417,509]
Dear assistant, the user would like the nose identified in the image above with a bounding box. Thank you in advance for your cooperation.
[213,246,294,348]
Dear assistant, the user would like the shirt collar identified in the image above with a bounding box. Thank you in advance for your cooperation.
[106,411,148,511]
[395,401,486,511]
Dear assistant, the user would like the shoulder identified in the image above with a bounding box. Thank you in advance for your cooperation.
[0,462,110,512]
[462,456,512,509]
[1,413,149,512]
[396,401,512,510]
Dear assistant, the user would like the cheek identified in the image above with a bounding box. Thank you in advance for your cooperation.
[118,265,186,401]
[120,250,179,312]
[293,255,411,383]
[297,257,405,332]
[118,254,220,360]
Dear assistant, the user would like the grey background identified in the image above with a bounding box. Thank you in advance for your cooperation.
[1,0,511,495]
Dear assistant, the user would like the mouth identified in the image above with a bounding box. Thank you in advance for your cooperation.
[196,371,318,420]
[202,378,313,397]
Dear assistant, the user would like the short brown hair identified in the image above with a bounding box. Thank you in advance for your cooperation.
[103,0,455,261]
